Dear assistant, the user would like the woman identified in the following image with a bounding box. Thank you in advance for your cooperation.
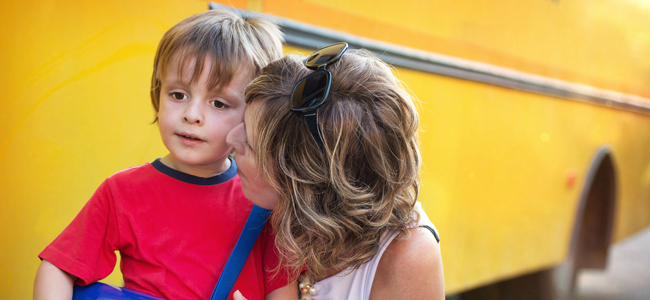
[227,43,444,300]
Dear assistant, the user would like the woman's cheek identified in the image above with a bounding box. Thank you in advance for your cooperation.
[254,182,279,210]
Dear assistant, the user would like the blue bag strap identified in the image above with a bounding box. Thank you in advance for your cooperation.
[73,282,163,300]
[210,204,272,300]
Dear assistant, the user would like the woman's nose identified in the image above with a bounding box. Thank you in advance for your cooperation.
[226,123,244,150]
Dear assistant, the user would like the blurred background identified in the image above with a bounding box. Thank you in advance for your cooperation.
[1,0,649,298]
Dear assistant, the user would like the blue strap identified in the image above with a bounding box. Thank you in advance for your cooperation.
[73,282,163,300]
[210,205,272,300]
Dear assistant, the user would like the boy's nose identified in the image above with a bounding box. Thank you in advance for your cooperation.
[183,100,203,124]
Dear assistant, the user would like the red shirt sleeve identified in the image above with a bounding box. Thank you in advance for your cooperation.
[39,180,120,285]
[261,225,297,294]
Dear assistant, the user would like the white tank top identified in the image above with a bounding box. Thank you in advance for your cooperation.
[307,202,438,300]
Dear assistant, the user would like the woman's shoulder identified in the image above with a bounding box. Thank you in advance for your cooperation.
[370,227,445,300]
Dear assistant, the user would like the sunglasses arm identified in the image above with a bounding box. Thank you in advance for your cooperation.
[304,112,324,149]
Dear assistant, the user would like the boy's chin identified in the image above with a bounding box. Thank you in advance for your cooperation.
[162,154,231,176]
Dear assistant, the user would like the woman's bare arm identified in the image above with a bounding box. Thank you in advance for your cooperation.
[34,260,77,300]
[233,280,299,300]
[265,280,299,300]
[370,227,444,300]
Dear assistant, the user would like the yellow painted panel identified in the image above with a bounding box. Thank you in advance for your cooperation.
[399,68,650,291]
[0,0,208,297]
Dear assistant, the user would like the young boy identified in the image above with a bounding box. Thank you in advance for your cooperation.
[34,10,295,300]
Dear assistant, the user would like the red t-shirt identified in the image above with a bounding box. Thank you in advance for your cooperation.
[39,159,289,300]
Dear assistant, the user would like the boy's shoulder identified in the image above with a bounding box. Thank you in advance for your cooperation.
[104,161,158,187]
[109,161,153,178]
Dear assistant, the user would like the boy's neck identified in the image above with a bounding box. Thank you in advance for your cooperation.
[159,154,231,178]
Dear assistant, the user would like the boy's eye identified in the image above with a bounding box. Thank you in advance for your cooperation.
[211,100,226,109]
[170,92,187,100]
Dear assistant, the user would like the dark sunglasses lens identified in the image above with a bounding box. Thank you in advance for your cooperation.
[304,42,347,69]
[291,71,330,110]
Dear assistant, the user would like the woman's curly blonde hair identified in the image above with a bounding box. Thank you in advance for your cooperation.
[245,50,421,280]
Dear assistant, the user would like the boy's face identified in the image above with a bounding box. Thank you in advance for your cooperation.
[157,54,253,177]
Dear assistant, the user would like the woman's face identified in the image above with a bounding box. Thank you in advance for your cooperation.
[226,101,279,210]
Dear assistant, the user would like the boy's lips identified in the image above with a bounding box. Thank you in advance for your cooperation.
[176,132,205,145]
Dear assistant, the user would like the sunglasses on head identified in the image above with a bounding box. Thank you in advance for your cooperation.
[290,42,349,148]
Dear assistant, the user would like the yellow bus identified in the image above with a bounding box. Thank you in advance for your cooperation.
[2,0,650,298]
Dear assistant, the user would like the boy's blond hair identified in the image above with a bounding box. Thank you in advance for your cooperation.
[150,9,283,122]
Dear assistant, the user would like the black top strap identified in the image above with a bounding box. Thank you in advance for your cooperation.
[420,225,440,243]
